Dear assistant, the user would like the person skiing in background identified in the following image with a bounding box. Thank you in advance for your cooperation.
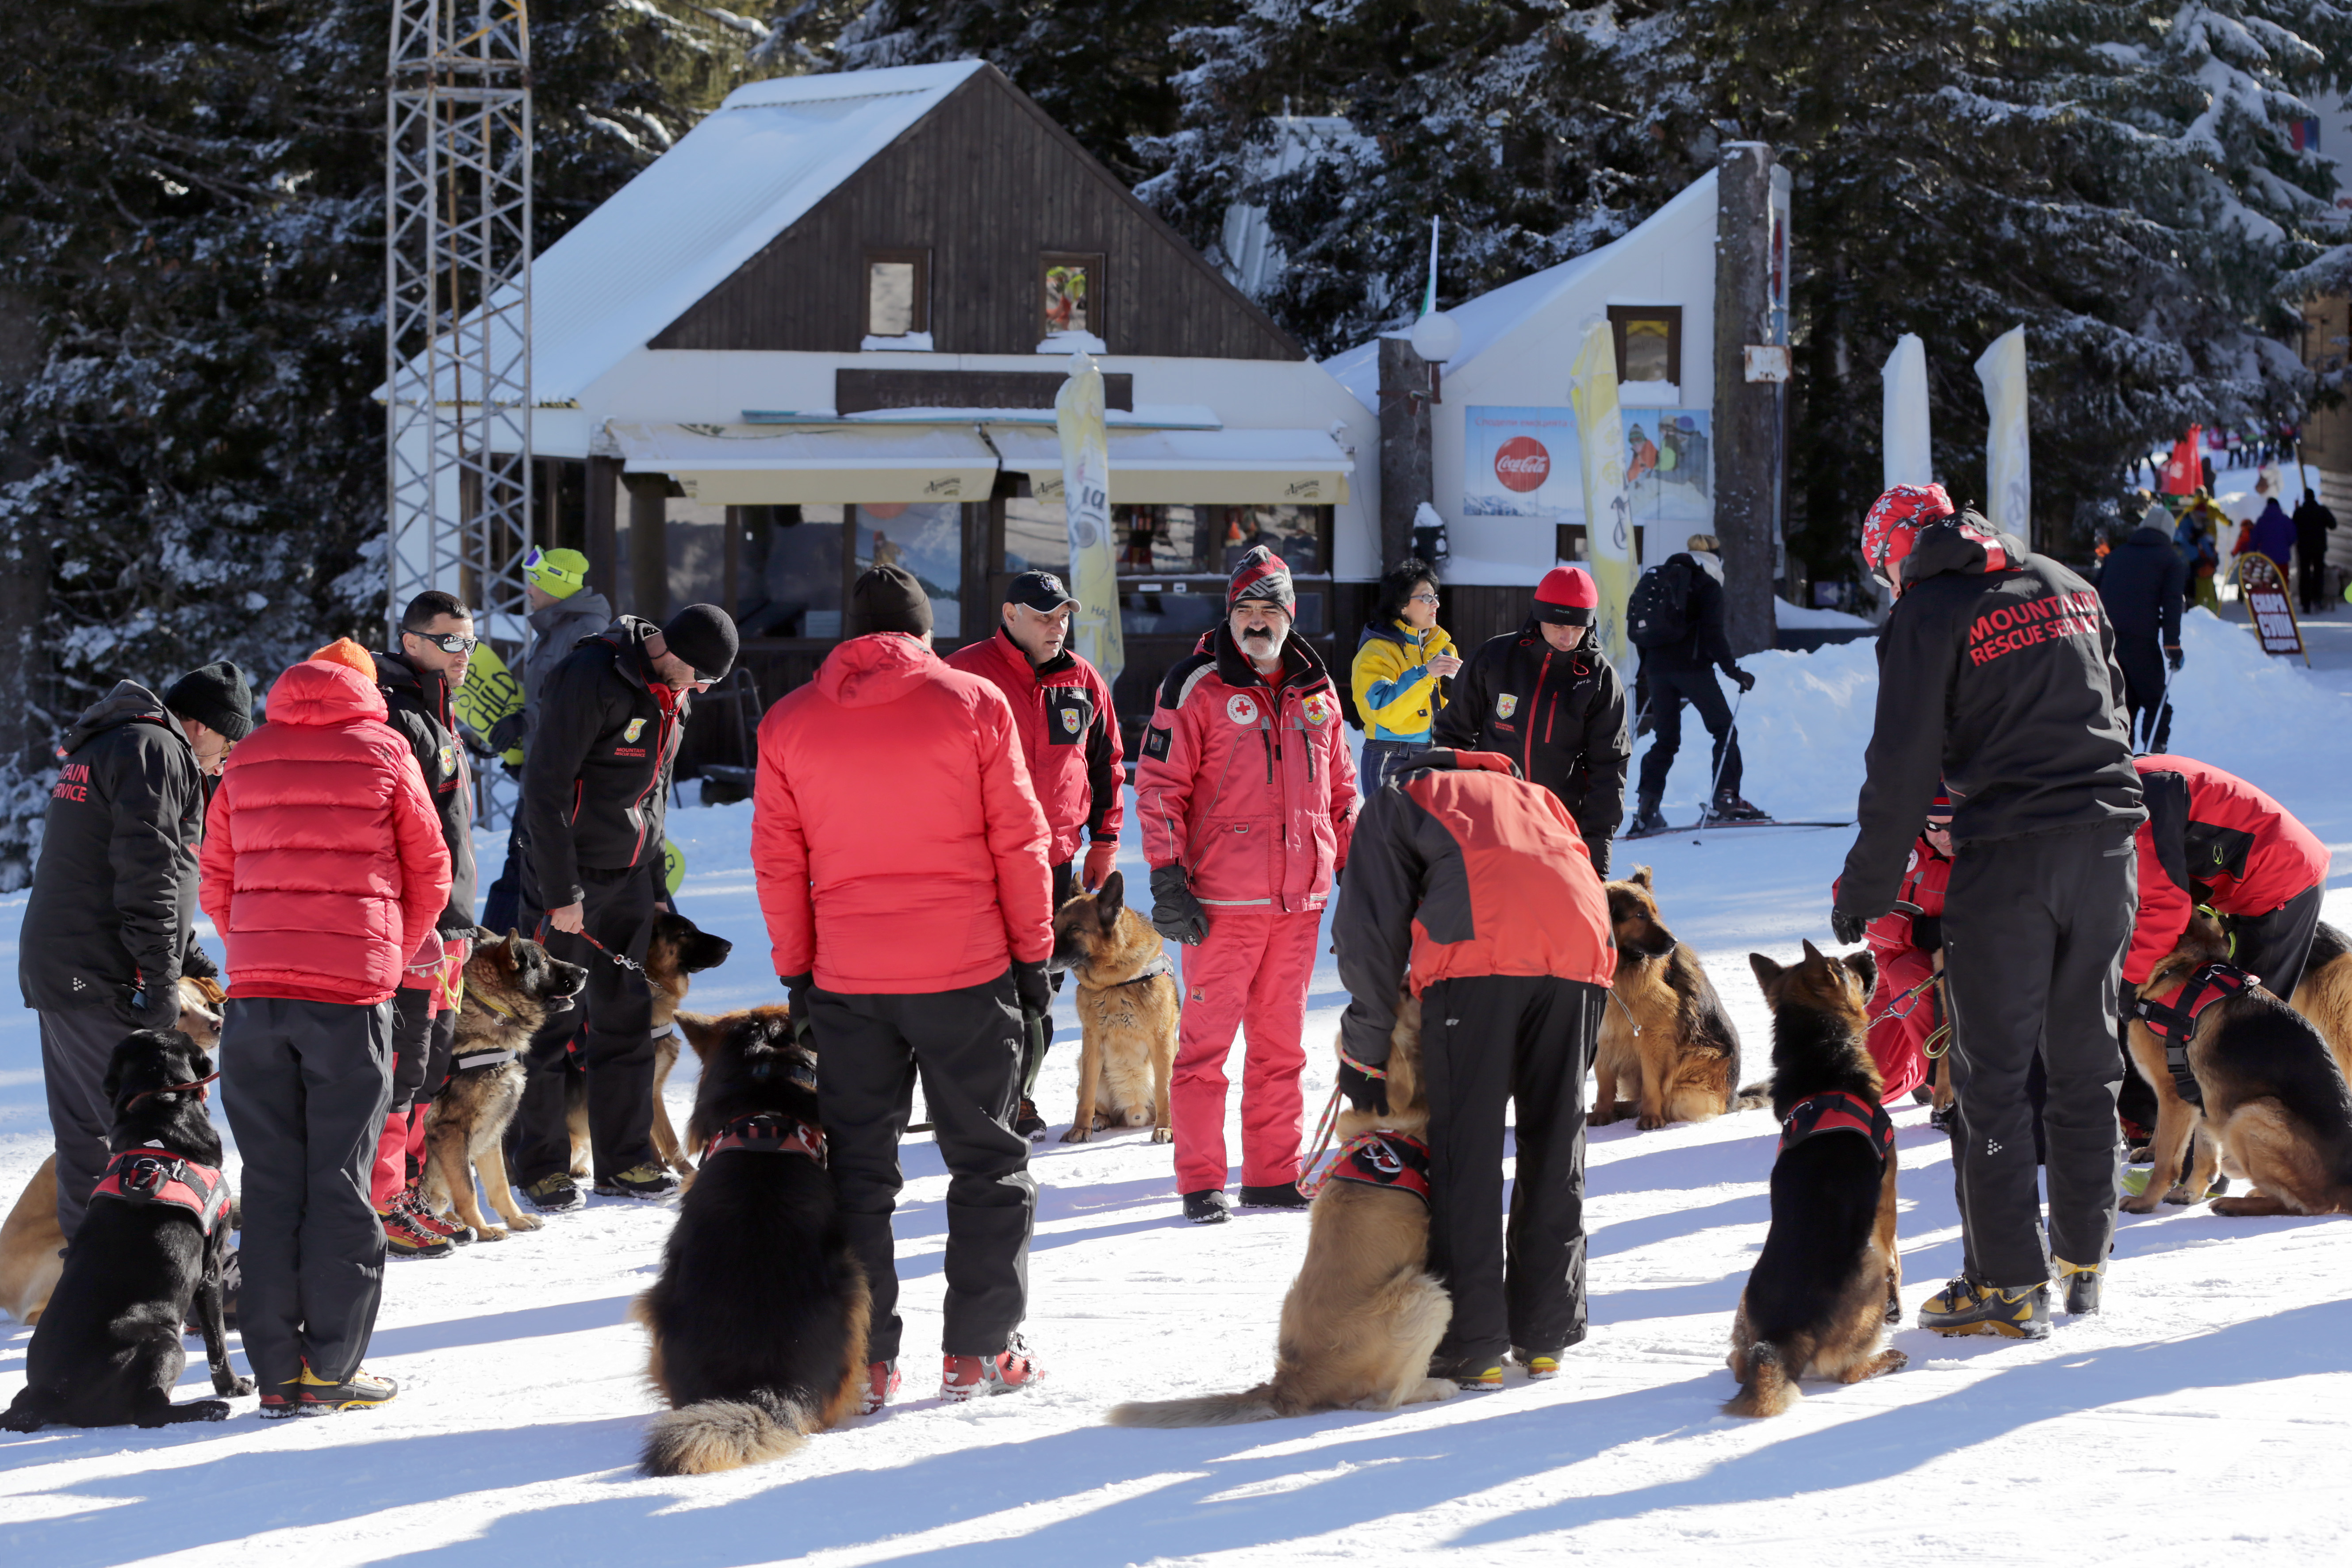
[2292,480,2337,614]
[1628,533,1760,832]
[2096,491,2187,754]
[1433,565,1629,874]
[1832,482,2143,1338]
[1351,556,1460,792]
[2242,467,2295,576]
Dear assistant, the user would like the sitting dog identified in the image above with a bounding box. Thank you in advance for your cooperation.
[2125,912,2352,1217]
[422,930,586,1239]
[633,1004,868,1475]
[564,909,733,1183]
[1049,871,1178,1145]
[2,1028,252,1429]
[2288,920,2352,1082]
[1727,943,1904,1417]
[1593,867,1762,1127]
[1107,995,1454,1426]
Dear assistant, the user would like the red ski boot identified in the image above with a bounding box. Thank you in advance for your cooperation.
[940,1335,1038,1402]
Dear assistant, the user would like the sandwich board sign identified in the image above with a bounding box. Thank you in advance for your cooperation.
[2234,552,2307,665]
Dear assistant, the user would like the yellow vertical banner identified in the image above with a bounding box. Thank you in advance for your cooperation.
[1569,321,1633,669]
[1055,350,1124,680]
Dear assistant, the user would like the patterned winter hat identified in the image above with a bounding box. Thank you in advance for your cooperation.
[1228,545,1295,614]
[1861,483,1956,585]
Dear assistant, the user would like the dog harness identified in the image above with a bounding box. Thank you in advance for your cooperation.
[452,1049,519,1073]
[1777,1091,1897,1169]
[90,1146,230,1235]
[1307,1129,1432,1205]
[700,1111,826,1169]
[2133,962,2257,1109]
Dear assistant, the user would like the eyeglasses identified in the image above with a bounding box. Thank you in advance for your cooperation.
[409,630,479,654]
[1408,592,1440,606]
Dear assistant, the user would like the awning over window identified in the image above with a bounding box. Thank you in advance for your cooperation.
[984,425,1353,505]
[606,422,998,504]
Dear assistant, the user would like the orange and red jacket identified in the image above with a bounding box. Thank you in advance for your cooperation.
[945,628,1123,868]
[1331,749,1613,1067]
[199,660,451,1007]
[1136,626,1358,913]
[753,632,1053,993]
[1842,836,1949,1103]
[2126,754,2329,984]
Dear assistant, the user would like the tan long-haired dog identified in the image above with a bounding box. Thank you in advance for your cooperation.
[2288,921,2352,1083]
[1106,995,1454,1426]
[423,932,586,1239]
[1593,867,1765,1127]
[1049,871,1178,1144]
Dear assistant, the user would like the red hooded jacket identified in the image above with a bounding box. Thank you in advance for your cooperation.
[753,632,1053,993]
[2126,755,2329,983]
[199,660,451,1006]
[944,628,1123,867]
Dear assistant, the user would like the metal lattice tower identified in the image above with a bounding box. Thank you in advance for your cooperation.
[386,0,532,653]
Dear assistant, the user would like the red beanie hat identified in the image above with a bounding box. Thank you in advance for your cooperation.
[1228,545,1295,614]
[1532,565,1598,625]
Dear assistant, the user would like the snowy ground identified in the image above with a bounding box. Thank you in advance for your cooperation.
[10,590,2352,1562]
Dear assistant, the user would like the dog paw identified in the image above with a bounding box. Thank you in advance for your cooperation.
[506,1213,545,1232]
[1150,1127,1172,1145]
[196,1400,231,1422]
[2161,1185,2199,1206]
[475,1225,509,1242]
[1634,1112,1667,1131]
[1880,1350,1909,1376]
[1059,1126,1091,1144]
[2118,1192,2159,1215]
[1414,1378,1458,1403]
[223,1376,256,1397]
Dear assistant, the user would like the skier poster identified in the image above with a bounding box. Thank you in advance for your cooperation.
[1976,326,2031,539]
[1569,320,1633,667]
[1055,349,1123,679]
[1464,406,1710,538]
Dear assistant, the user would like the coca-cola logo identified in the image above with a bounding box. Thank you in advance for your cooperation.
[1494,436,1551,493]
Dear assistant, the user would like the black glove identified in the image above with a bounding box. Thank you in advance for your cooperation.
[1338,1059,1388,1116]
[1728,666,1757,694]
[2165,645,2183,672]
[1013,960,1052,1020]
[180,945,218,981]
[142,981,180,1020]
[1149,864,1208,946]
[780,972,813,1046]
[1911,913,1943,953]
[486,712,526,753]
[1588,835,1612,878]
[1830,908,1870,945]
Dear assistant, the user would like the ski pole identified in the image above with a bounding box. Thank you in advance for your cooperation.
[2148,658,2175,755]
[1696,687,1746,834]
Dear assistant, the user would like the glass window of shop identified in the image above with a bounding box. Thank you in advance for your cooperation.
[736,505,846,639]
[855,500,962,638]
[1003,499,1330,638]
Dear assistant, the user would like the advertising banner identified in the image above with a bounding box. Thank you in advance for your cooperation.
[1055,351,1124,679]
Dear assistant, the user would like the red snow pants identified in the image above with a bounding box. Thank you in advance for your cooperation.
[1172,905,1320,1192]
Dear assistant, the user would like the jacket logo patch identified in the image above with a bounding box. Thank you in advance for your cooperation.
[1060,706,1083,735]
[437,742,457,778]
[1496,694,1518,719]
[614,747,646,759]
[1227,695,1258,725]
[1301,693,1334,727]
[1143,724,1172,761]
[623,717,647,743]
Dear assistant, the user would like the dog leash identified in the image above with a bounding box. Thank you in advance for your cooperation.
[1605,986,1640,1037]
[569,927,648,976]
[126,1071,220,1110]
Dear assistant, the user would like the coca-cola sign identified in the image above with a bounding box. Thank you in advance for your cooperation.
[1494,436,1551,493]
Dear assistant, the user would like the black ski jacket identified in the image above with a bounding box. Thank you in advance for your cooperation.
[1431,619,1630,857]
[2294,495,2337,561]
[19,682,208,1012]
[523,616,691,909]
[2095,524,2186,645]
[377,647,479,935]
[1838,514,2143,920]
[1641,554,1738,675]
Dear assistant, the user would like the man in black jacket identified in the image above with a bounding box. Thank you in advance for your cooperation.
[2095,492,2187,752]
[2293,483,2338,614]
[520,603,736,1200]
[1630,535,1760,832]
[1833,484,2144,1338]
[20,662,251,1237]
[1431,566,1630,874]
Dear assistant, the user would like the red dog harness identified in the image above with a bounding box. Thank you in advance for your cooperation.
[1778,1091,1897,1169]
[700,1112,826,1169]
[1308,1129,1432,1205]
[2133,962,2256,1109]
[90,1146,230,1235]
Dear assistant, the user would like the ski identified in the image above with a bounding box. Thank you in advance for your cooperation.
[1623,817,1852,840]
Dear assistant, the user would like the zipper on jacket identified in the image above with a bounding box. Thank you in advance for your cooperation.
[1525,649,1553,779]
[627,702,673,865]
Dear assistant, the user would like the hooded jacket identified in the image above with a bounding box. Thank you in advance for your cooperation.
[199,660,451,1006]
[522,615,689,908]
[19,682,208,1012]
[944,626,1123,866]
[1350,620,1456,743]
[519,588,614,745]
[1837,514,2144,919]
[753,632,1053,993]
[2096,524,2187,644]
[2126,755,2329,984]
[376,647,477,935]
[1431,619,1629,849]
[1136,625,1358,913]
[2244,498,2295,572]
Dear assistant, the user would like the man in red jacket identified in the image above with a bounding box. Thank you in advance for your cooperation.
[1332,749,1614,1386]
[1852,791,1954,1107]
[754,565,1054,1410]
[200,642,450,1416]
[945,569,1124,1136]
[1138,546,1359,1224]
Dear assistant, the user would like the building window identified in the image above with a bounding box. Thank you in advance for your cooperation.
[854,501,961,638]
[737,505,846,638]
[1041,252,1101,340]
[866,249,929,340]
[1607,304,1682,387]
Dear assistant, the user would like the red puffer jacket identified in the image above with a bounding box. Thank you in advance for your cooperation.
[753,632,1053,993]
[2126,754,2330,983]
[199,660,452,1006]
[1136,627,1358,912]
[945,628,1124,866]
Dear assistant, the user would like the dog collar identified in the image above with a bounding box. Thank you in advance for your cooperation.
[2134,962,2256,1108]
[453,1049,519,1073]
[701,1111,825,1168]
[1100,954,1175,990]
[92,1146,230,1235]
[467,988,519,1022]
[1778,1091,1897,1169]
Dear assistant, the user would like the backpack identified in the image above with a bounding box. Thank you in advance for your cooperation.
[1627,558,1694,650]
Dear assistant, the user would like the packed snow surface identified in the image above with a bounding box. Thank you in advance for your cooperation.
[9,602,2352,1563]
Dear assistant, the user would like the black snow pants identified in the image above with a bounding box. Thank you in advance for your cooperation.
[2112,634,2173,754]
[219,995,395,1388]
[505,997,585,1187]
[1420,973,1603,1367]
[1021,859,1077,1097]
[813,969,1036,1361]
[541,863,658,1184]
[1941,823,2135,1288]
[1636,665,1742,801]
[40,998,148,1238]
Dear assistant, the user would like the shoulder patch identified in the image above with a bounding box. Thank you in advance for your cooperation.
[1142,724,1172,762]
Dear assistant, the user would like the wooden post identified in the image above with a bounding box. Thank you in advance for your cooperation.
[625,474,669,622]
[1712,142,1780,658]
[585,455,621,606]
[1377,334,1432,576]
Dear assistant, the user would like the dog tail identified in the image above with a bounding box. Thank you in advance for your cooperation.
[1723,1341,1799,1419]
[1106,1384,1285,1428]
[1732,1078,1773,1112]
[641,1390,811,1475]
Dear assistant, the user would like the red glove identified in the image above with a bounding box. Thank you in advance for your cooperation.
[1083,837,1118,889]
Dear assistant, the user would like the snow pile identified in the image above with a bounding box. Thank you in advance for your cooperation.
[1633,636,1881,821]
[1773,597,1872,629]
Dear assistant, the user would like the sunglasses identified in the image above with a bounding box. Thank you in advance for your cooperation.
[410,630,479,654]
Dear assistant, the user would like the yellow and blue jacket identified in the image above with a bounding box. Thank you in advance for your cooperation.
[1350,620,1456,744]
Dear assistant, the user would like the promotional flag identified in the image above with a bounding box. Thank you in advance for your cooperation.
[2163,427,2202,495]
[1975,326,2032,538]
[1881,333,1932,491]
[1569,320,1632,668]
[1055,351,1124,679]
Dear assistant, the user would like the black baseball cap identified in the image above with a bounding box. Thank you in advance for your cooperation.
[1006,570,1079,613]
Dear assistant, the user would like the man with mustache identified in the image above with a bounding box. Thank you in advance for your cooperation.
[1136,546,1359,1224]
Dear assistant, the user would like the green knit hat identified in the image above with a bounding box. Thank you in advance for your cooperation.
[525,546,590,599]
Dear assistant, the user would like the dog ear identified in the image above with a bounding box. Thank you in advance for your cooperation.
[1749,952,1784,991]
[1843,949,1878,994]
[1630,865,1653,889]
[1098,869,1124,925]
[1800,938,1824,966]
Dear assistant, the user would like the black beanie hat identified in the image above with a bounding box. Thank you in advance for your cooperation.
[847,564,933,638]
[165,660,254,741]
[660,603,739,681]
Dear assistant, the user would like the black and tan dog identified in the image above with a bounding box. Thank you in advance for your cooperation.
[423,930,587,1240]
[632,1004,868,1475]
[1727,943,1904,1417]
[562,909,733,1184]
[1049,870,1178,1144]
[1108,995,1453,1426]
[3,1028,252,1430]
[2126,912,2352,1217]
[1593,867,1762,1128]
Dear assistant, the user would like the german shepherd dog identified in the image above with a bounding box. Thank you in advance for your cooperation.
[1593,867,1763,1127]
[2288,921,2352,1083]
[423,931,587,1239]
[564,909,733,1183]
[2124,912,2352,1217]
[1107,995,1454,1426]
[1049,871,1178,1144]
[2,976,226,1327]
[631,1004,869,1475]
[3,1029,253,1430]
[1727,943,1905,1418]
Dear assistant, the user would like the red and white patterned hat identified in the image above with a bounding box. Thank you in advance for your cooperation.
[1861,483,1955,584]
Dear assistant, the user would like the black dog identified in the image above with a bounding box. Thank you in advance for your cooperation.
[4,1030,253,1430]
[630,1004,870,1474]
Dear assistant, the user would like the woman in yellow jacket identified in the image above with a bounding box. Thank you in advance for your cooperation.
[1351,556,1460,791]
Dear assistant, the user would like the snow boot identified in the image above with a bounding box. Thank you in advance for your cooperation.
[378,1202,454,1261]
[2056,1259,2103,1316]
[593,1164,679,1200]
[395,1184,470,1245]
[522,1173,584,1213]
[1707,791,1769,824]
[288,1363,399,1415]
[941,1335,1037,1401]
[1629,792,1669,836]
[1512,1346,1562,1381]
[1431,1355,1504,1390]
[1919,1276,2049,1339]
[860,1359,900,1415]
[1236,1183,1311,1210]
[1012,1097,1046,1140]
[1181,1188,1232,1225]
